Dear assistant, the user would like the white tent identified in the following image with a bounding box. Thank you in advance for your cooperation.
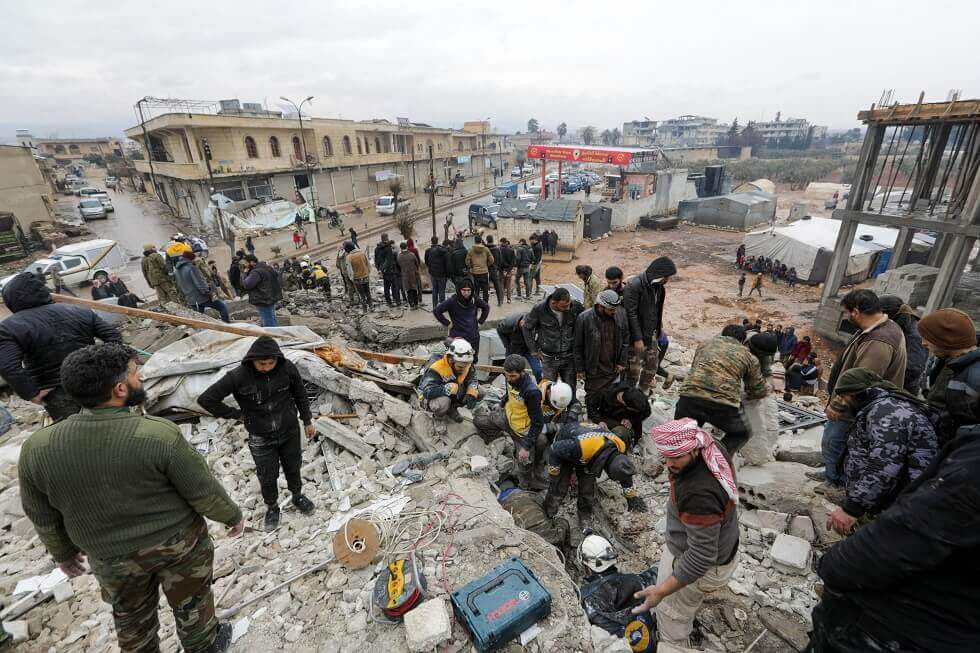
[742,216,932,284]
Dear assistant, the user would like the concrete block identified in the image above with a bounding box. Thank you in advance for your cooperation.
[52,580,74,603]
[347,378,387,406]
[775,426,824,467]
[470,455,490,473]
[383,395,414,427]
[408,410,439,452]
[403,598,452,652]
[789,515,816,542]
[770,533,811,574]
[737,461,817,513]
[5,619,29,642]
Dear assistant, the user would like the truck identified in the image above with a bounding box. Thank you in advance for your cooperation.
[0,238,127,292]
[491,181,518,203]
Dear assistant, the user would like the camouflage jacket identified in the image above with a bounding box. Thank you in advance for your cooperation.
[843,387,940,518]
[141,252,171,288]
[679,336,768,408]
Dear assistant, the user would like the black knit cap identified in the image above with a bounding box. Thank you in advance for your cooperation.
[645,257,677,282]
[749,332,778,354]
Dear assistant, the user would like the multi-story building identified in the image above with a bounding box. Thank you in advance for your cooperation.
[123,100,513,221]
[622,119,658,146]
[0,144,55,230]
[746,114,828,148]
[36,137,124,163]
[657,115,729,147]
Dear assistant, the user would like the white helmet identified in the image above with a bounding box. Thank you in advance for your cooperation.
[577,533,617,573]
[548,381,573,410]
[447,338,474,363]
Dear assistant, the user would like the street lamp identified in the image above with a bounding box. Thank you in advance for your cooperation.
[280,95,320,244]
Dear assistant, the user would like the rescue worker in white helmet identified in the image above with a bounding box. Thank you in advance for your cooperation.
[545,422,647,520]
[474,354,585,488]
[416,338,479,421]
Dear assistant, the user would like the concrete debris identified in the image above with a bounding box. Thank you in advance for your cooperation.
[590,624,633,652]
[469,455,490,473]
[315,417,375,459]
[52,580,74,603]
[770,533,812,574]
[775,426,824,467]
[789,515,817,542]
[403,598,452,652]
[737,461,818,513]
[5,619,29,642]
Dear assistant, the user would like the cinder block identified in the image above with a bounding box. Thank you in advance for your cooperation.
[770,533,811,574]
[404,598,452,652]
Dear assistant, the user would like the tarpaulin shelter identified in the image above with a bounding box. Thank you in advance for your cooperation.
[677,191,776,230]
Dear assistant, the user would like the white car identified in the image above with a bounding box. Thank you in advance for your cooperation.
[105,176,117,188]
[376,195,410,216]
[511,167,522,177]
[0,239,126,291]
[527,181,542,195]
[522,164,533,175]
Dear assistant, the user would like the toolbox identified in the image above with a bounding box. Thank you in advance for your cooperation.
[450,557,551,652]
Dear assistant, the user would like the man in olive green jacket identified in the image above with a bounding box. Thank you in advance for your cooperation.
[19,343,242,653]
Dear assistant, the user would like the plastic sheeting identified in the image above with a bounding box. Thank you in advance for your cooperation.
[142,325,327,415]
[203,198,306,234]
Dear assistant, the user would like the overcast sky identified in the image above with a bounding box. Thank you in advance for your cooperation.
[1,0,976,141]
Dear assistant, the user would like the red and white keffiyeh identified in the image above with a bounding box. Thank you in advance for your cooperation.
[650,418,738,502]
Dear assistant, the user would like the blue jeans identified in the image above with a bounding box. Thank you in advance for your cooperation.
[255,303,278,327]
[431,276,447,306]
[193,299,230,323]
[821,419,850,485]
[527,354,542,381]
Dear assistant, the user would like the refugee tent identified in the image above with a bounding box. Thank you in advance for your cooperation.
[677,191,775,231]
[742,216,933,284]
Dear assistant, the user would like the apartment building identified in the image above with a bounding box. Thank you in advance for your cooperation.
[123,101,513,221]
[622,119,658,146]
[36,137,124,163]
[0,145,55,230]
[657,115,729,147]
[746,115,828,148]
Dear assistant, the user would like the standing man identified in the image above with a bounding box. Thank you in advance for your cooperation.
[424,236,451,308]
[174,251,230,323]
[348,227,358,247]
[397,242,422,309]
[634,418,739,648]
[485,235,504,308]
[576,265,603,309]
[449,239,469,291]
[605,266,626,298]
[227,250,245,298]
[242,254,283,327]
[433,278,490,355]
[574,289,628,417]
[816,289,907,491]
[497,237,517,304]
[515,239,533,300]
[0,272,122,421]
[375,235,400,307]
[142,243,181,304]
[748,273,763,297]
[529,235,544,294]
[523,287,584,384]
[737,272,746,297]
[19,343,242,653]
[919,308,979,442]
[879,295,929,395]
[465,234,495,304]
[344,242,373,309]
[199,336,316,531]
[336,245,356,302]
[624,256,676,393]
[674,325,769,454]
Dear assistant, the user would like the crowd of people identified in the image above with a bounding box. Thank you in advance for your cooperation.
[735,244,798,290]
[1,219,978,652]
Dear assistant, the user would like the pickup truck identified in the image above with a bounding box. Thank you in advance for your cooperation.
[468,203,499,229]
[491,181,518,203]
[0,239,127,291]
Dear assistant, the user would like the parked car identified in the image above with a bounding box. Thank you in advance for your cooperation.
[0,239,126,291]
[78,199,107,220]
[527,181,542,195]
[105,176,117,189]
[561,178,581,193]
[511,167,522,178]
[78,187,106,198]
[546,172,559,182]
[376,195,410,216]
[468,203,499,229]
[96,195,115,212]
[522,163,534,175]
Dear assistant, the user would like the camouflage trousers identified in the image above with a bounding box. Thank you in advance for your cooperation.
[499,490,569,547]
[154,281,184,305]
[627,344,659,391]
[89,518,218,653]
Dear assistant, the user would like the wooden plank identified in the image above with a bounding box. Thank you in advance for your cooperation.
[349,347,504,373]
[50,294,279,339]
[857,99,980,124]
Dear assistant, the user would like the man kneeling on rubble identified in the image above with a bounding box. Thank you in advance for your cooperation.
[417,338,479,421]
[475,355,580,488]
[198,336,316,531]
[544,422,647,522]
[633,418,739,648]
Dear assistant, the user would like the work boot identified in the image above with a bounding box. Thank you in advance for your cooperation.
[446,406,464,423]
[805,470,827,482]
[209,622,233,653]
[292,494,315,515]
[264,505,281,532]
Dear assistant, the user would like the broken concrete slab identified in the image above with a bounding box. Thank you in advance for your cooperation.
[315,417,374,459]
[740,396,778,466]
[740,509,789,533]
[775,426,824,467]
[383,395,414,427]
[347,378,387,406]
[407,411,439,452]
[758,607,810,652]
[5,619,29,642]
[737,461,818,513]
[403,598,452,652]
[770,533,811,574]
[788,515,816,542]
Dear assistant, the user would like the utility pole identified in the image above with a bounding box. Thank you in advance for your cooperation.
[201,137,230,249]
[280,96,320,244]
[428,145,437,239]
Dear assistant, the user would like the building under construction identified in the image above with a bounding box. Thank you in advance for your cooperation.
[814,96,980,342]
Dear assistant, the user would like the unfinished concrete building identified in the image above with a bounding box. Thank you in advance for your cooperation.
[814,97,980,342]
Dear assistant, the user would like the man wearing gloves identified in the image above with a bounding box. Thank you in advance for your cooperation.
[624,256,676,393]
[198,336,316,531]
[633,418,740,647]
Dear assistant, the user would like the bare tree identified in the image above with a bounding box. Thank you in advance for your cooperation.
[600,129,613,145]
[557,122,567,142]
[389,178,403,216]
[527,118,539,133]
[579,126,597,145]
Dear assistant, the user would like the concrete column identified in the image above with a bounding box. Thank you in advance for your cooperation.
[925,236,976,312]
[820,217,859,302]
[329,171,337,207]
[847,125,885,211]
[887,227,917,270]
[927,234,951,267]
[349,168,357,200]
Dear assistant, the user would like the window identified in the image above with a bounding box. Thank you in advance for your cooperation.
[54,144,66,154]
[374,137,381,153]
[457,141,464,151]
[214,180,246,202]
[343,136,352,155]
[59,257,84,271]
[247,177,272,199]
[245,136,258,158]
[269,137,281,158]
[322,136,333,156]
[69,144,80,154]
[292,136,303,160]
[356,138,362,155]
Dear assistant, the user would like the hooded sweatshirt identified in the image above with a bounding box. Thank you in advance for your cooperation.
[433,279,490,348]
[623,257,675,345]
[0,273,122,399]
[198,336,312,436]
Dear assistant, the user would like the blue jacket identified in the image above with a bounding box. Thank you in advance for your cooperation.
[778,328,798,355]
[173,258,211,305]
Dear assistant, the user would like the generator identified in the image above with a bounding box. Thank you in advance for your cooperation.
[451,558,551,652]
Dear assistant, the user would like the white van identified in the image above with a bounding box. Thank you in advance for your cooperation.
[0,239,127,291]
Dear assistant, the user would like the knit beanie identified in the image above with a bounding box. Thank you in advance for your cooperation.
[918,308,977,351]
[645,257,677,283]
[749,332,778,354]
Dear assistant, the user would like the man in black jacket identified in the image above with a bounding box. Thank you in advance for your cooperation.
[375,236,403,307]
[449,239,469,290]
[0,272,122,420]
[497,238,517,303]
[228,250,245,297]
[198,336,316,531]
[591,382,652,449]
[485,235,504,307]
[529,235,544,294]
[523,287,584,383]
[242,255,283,327]
[574,289,629,417]
[424,236,451,307]
[624,256,676,393]
[808,426,980,652]
[515,239,534,300]
[497,313,542,380]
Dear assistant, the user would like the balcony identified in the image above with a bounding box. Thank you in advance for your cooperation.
[134,160,205,180]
